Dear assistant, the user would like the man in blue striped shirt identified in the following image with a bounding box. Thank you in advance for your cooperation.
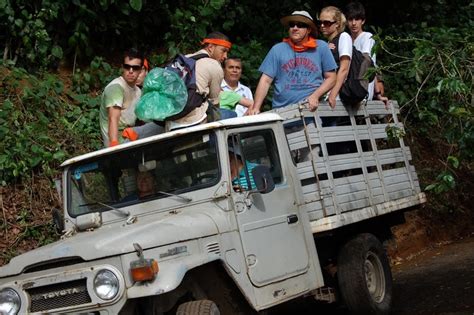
[229,146,257,190]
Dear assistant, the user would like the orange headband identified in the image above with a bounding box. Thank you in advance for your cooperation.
[202,38,232,49]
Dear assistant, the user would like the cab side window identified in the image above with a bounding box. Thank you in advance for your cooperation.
[229,129,283,184]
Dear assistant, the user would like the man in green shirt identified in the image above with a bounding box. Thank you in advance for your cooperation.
[99,48,144,147]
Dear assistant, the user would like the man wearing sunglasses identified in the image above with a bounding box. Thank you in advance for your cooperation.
[248,11,336,114]
[99,48,144,147]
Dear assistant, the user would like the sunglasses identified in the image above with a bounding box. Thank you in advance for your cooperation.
[318,20,337,27]
[123,63,142,71]
[288,22,309,29]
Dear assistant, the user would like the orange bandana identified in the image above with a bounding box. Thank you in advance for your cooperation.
[202,38,232,49]
[283,36,317,52]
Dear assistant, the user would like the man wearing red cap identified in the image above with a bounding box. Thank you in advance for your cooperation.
[248,11,337,114]
[167,31,232,130]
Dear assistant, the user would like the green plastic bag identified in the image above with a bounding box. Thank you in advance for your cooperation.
[135,68,188,121]
[219,91,242,110]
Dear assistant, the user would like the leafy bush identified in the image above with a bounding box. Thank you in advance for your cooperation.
[0,62,107,184]
[377,17,473,194]
[72,56,117,93]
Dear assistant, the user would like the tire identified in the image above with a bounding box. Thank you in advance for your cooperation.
[337,233,392,314]
[176,300,220,315]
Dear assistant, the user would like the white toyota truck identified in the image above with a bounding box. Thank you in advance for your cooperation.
[0,101,425,314]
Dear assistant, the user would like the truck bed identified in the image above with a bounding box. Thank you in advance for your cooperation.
[271,101,426,233]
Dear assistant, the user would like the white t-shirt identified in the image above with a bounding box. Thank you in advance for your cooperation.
[338,32,353,60]
[327,32,352,101]
[221,80,254,117]
[353,31,376,100]
[100,76,141,146]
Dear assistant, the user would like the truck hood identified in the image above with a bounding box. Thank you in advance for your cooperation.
[0,211,218,277]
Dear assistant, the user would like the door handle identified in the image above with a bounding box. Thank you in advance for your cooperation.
[287,214,298,224]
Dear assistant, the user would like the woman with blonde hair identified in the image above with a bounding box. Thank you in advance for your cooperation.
[318,6,352,108]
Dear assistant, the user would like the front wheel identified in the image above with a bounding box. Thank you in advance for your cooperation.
[176,300,220,315]
[337,233,392,314]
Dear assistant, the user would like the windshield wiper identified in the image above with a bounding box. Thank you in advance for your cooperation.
[156,191,192,203]
[79,201,130,217]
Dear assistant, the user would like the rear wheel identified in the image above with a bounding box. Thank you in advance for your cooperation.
[176,300,220,315]
[337,233,392,314]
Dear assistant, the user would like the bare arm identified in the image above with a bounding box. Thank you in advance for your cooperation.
[374,76,389,109]
[375,76,385,96]
[209,64,224,107]
[108,106,122,146]
[307,71,337,111]
[238,96,254,108]
[328,56,350,108]
[247,74,273,115]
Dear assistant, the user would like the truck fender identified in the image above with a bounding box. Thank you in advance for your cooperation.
[126,253,219,299]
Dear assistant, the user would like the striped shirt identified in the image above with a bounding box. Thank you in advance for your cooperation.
[232,162,258,190]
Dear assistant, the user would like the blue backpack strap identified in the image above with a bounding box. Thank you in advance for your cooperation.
[164,53,211,121]
[189,53,209,61]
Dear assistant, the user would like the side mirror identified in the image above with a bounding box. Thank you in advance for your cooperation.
[251,165,275,194]
[52,208,64,234]
[54,178,62,202]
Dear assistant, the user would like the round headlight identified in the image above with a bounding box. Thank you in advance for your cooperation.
[0,288,21,315]
[93,270,119,300]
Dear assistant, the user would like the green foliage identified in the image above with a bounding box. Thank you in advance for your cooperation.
[162,0,231,56]
[425,171,456,194]
[0,0,65,69]
[0,0,144,70]
[0,63,104,184]
[72,57,117,93]
[378,12,473,194]
[386,125,406,140]
[129,0,142,12]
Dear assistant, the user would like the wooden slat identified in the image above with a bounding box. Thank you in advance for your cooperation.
[339,199,371,212]
[301,200,335,215]
[297,163,328,180]
[272,101,400,117]
[387,188,414,200]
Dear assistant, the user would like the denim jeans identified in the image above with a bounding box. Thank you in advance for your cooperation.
[219,108,238,120]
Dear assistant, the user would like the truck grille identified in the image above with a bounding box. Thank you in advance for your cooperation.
[26,279,91,312]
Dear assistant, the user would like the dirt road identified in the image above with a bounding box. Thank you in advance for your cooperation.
[391,236,474,314]
[270,236,474,314]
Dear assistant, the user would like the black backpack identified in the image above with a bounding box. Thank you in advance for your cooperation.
[163,53,209,121]
[330,34,376,106]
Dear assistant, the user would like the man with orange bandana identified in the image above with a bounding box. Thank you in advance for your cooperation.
[248,11,337,114]
[121,32,232,140]
[167,31,232,130]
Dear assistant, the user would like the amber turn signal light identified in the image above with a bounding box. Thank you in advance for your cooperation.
[130,259,159,282]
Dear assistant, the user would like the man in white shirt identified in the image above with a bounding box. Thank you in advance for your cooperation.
[345,2,388,106]
[221,57,253,117]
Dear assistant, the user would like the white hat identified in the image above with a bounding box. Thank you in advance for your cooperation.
[280,10,318,35]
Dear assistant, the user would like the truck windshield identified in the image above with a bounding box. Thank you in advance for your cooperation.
[67,132,219,217]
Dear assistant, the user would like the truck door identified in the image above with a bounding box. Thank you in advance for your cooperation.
[228,129,311,287]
